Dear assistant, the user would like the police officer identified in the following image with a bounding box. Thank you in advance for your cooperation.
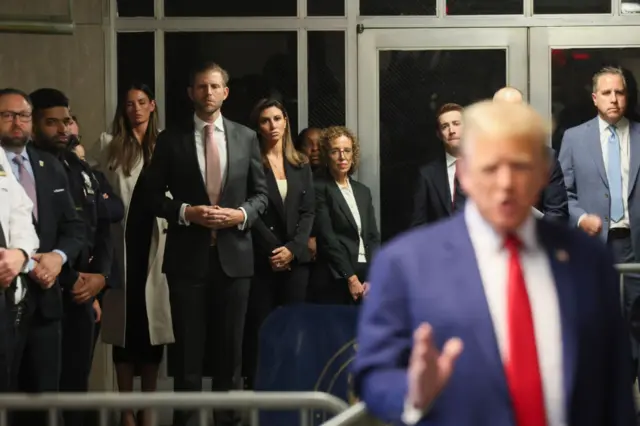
[29,88,112,426]
[0,147,39,392]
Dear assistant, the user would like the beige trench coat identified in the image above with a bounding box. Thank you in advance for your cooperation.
[90,132,174,347]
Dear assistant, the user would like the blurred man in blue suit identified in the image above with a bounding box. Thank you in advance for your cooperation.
[353,100,635,426]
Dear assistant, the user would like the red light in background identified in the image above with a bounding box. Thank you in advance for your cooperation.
[572,53,590,60]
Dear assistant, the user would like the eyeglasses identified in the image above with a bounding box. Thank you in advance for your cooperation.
[0,111,32,123]
[329,148,353,158]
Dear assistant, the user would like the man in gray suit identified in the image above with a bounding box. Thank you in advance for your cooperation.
[146,61,268,426]
[559,65,640,383]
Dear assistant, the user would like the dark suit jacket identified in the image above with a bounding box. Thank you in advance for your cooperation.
[314,173,381,280]
[93,169,124,224]
[411,148,568,228]
[252,161,315,264]
[146,117,269,279]
[410,156,461,228]
[536,148,569,222]
[91,169,124,291]
[27,144,86,319]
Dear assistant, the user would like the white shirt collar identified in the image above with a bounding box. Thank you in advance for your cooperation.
[445,151,457,168]
[464,200,538,252]
[194,113,224,134]
[598,115,628,133]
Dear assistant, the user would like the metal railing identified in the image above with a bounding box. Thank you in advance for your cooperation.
[0,391,349,426]
[0,264,636,426]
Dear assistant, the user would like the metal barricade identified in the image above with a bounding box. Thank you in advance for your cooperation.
[0,391,349,426]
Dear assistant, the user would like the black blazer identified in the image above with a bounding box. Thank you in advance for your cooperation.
[146,117,268,279]
[93,169,124,224]
[314,173,381,280]
[253,161,315,264]
[27,144,86,319]
[410,156,463,228]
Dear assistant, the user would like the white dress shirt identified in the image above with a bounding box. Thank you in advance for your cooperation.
[403,202,564,425]
[337,180,366,263]
[0,150,39,303]
[445,152,456,202]
[179,114,247,229]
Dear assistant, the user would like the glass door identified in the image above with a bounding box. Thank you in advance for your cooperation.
[530,27,640,152]
[358,28,528,241]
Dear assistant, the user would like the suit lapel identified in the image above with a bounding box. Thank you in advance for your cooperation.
[587,118,608,187]
[432,159,453,213]
[628,121,640,197]
[283,161,299,227]
[537,221,578,413]
[329,180,358,232]
[220,118,236,201]
[352,179,368,238]
[266,166,286,221]
[183,126,208,199]
[446,215,509,397]
[26,145,43,227]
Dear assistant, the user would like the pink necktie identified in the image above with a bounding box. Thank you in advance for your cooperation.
[13,155,38,221]
[205,124,222,205]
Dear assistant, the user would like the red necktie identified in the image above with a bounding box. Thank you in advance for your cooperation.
[504,234,547,426]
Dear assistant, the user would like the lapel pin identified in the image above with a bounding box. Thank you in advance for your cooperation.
[555,249,569,262]
[39,160,44,167]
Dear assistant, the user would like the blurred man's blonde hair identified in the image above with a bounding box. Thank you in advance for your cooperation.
[461,100,550,159]
[493,86,524,104]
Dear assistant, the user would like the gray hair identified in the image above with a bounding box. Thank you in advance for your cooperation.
[592,66,626,93]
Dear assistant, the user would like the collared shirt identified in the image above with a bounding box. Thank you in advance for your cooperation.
[336,179,367,263]
[598,116,630,229]
[178,114,247,229]
[2,147,67,269]
[403,202,564,425]
[0,150,39,304]
[445,152,456,202]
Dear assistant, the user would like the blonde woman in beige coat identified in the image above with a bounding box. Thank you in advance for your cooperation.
[90,83,173,426]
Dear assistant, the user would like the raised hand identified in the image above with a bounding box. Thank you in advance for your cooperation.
[407,323,464,411]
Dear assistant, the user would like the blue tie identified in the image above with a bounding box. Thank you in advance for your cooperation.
[607,125,624,222]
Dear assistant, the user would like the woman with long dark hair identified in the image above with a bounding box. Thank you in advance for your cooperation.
[242,98,315,389]
[90,83,174,426]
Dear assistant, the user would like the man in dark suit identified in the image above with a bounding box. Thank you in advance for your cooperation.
[353,100,635,426]
[146,61,268,426]
[410,103,466,227]
[493,86,569,222]
[0,88,85,423]
[29,88,112,426]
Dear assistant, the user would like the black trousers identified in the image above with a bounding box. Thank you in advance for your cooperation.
[243,264,309,388]
[169,247,250,426]
[59,298,96,426]
[12,308,62,426]
[607,228,640,386]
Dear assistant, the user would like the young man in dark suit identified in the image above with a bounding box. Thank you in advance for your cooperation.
[0,88,85,424]
[146,61,268,426]
[410,103,466,228]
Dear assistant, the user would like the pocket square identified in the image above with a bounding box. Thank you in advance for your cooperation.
[53,188,65,193]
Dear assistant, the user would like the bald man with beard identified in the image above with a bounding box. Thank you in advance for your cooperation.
[493,87,569,222]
